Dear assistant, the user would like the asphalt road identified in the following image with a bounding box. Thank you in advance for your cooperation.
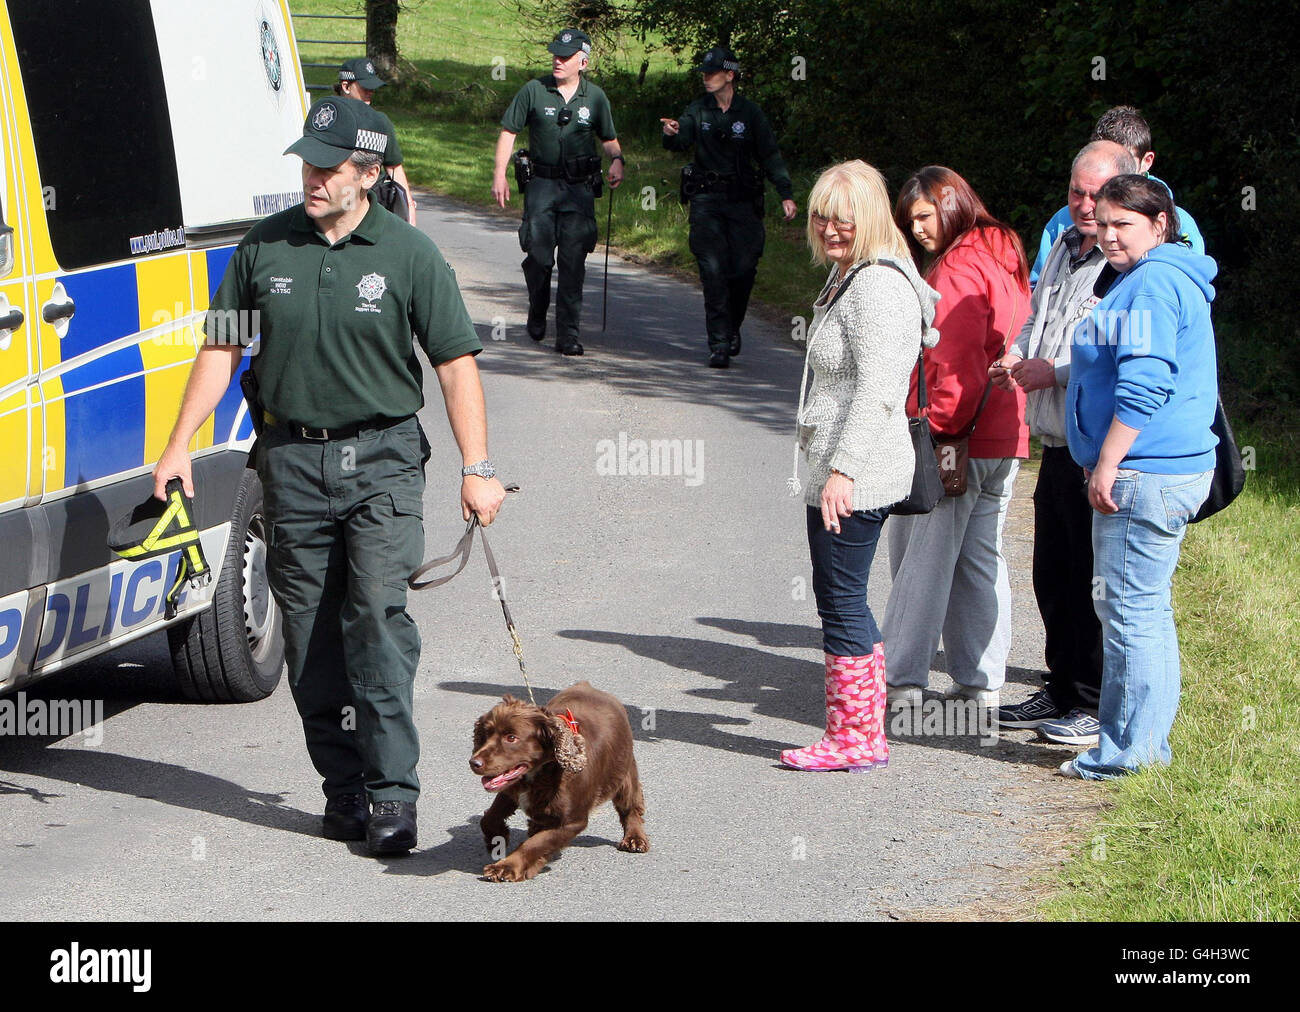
[0,192,1092,921]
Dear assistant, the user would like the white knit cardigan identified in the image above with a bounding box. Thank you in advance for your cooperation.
[791,257,941,511]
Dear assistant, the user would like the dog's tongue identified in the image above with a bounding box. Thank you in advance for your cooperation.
[482,765,527,792]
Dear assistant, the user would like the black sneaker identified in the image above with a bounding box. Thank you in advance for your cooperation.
[729,330,742,356]
[322,793,368,841]
[557,339,583,356]
[708,350,730,368]
[996,688,1065,728]
[1037,708,1101,746]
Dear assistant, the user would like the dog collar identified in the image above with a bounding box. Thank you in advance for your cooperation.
[561,708,580,736]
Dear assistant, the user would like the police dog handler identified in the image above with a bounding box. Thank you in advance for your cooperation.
[662,46,797,368]
[492,28,623,356]
[154,96,507,856]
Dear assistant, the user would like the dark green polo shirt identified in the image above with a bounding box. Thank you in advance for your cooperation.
[500,75,616,168]
[205,196,481,429]
[663,93,793,200]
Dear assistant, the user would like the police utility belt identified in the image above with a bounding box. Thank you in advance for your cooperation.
[513,149,603,194]
[679,163,761,206]
[262,410,408,442]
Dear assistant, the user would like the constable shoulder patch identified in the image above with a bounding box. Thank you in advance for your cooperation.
[355,272,387,312]
[313,103,337,130]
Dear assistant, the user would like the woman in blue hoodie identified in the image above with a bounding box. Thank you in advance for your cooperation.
[1063,174,1218,780]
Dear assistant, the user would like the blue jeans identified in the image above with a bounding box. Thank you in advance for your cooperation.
[1071,468,1212,780]
[807,505,888,656]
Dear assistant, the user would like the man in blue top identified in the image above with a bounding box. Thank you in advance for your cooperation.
[1030,106,1204,286]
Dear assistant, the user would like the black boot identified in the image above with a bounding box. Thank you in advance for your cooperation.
[322,793,368,841]
[367,800,417,855]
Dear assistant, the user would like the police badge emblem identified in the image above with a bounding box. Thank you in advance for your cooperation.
[260,17,282,92]
[356,272,388,306]
[313,103,337,130]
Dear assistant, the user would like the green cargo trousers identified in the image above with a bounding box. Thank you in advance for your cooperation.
[254,415,430,804]
[519,176,599,343]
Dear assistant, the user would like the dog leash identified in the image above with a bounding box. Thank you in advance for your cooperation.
[408,485,537,705]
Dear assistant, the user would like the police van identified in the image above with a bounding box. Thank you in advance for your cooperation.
[0,0,309,701]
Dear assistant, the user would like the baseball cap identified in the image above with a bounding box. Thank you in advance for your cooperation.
[697,46,740,73]
[339,56,385,90]
[285,96,390,167]
[547,28,592,58]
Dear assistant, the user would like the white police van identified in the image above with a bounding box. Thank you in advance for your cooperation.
[0,0,310,700]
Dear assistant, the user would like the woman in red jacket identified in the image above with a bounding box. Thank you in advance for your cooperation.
[881,166,1030,707]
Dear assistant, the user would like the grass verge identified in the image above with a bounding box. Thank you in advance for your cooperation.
[1041,419,1300,920]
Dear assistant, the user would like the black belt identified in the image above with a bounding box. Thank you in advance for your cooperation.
[532,162,568,179]
[263,411,409,442]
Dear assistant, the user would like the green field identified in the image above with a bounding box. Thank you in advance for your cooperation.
[288,0,1300,922]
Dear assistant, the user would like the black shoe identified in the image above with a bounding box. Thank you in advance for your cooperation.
[557,339,584,356]
[367,800,417,855]
[709,350,730,368]
[322,793,368,841]
[527,324,546,342]
[729,331,742,356]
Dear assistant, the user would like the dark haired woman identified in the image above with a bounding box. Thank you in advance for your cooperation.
[880,166,1030,706]
[1062,174,1217,779]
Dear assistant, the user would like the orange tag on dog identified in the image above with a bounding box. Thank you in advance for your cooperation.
[562,708,580,736]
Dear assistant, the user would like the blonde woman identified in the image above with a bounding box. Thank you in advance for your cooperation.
[783,160,940,772]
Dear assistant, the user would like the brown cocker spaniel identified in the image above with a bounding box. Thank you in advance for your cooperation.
[470,681,649,882]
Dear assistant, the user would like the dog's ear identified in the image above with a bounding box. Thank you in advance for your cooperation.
[547,713,587,774]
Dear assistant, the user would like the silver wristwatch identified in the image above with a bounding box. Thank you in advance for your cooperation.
[462,459,496,480]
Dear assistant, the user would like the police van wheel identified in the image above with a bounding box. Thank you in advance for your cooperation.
[167,470,284,702]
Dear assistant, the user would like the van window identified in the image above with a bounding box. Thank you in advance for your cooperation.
[7,0,185,270]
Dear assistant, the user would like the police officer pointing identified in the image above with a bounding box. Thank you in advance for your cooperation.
[663,47,796,368]
[153,96,506,856]
[491,29,623,356]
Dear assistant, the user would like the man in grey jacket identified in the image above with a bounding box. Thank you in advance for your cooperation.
[989,140,1135,746]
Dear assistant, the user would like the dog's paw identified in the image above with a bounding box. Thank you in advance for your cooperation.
[482,857,538,882]
[618,833,649,854]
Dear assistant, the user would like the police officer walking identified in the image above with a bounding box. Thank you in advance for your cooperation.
[491,29,623,356]
[663,47,797,368]
[153,96,507,856]
[335,57,417,225]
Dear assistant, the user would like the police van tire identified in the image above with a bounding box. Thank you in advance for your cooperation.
[167,469,284,702]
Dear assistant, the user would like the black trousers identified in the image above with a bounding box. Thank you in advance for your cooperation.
[688,194,765,351]
[519,176,598,342]
[1033,445,1103,710]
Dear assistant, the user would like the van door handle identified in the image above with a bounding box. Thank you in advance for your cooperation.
[42,299,76,323]
[0,302,21,351]
[41,282,76,337]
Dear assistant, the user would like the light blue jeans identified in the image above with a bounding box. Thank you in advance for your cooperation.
[1070,468,1212,780]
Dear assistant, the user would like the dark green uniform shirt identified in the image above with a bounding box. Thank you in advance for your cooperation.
[500,75,616,168]
[205,196,481,429]
[663,93,793,200]
[371,107,404,168]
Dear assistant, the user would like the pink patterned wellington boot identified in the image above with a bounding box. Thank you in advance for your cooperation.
[781,645,889,772]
